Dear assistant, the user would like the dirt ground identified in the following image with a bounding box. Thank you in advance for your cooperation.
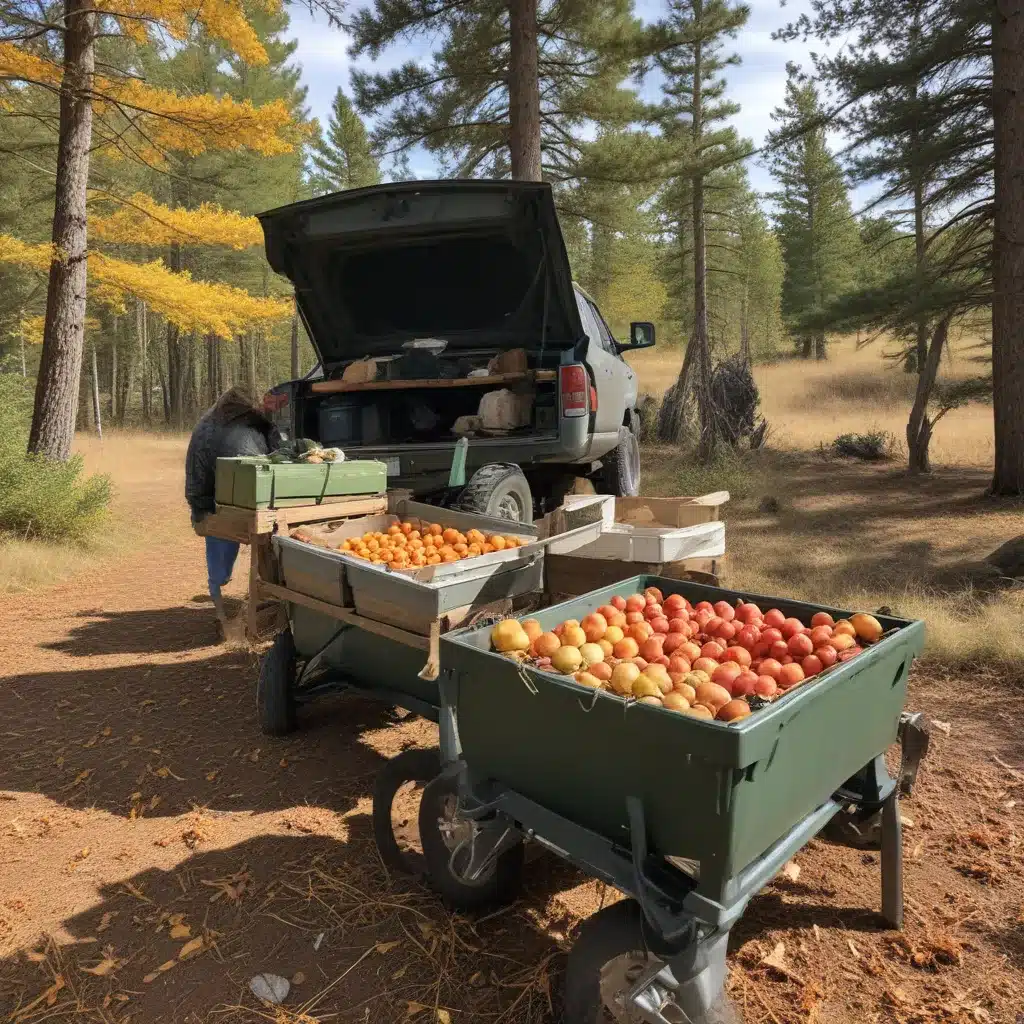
[2,435,1023,1024]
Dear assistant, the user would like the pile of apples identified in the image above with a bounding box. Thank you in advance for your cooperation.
[490,586,885,724]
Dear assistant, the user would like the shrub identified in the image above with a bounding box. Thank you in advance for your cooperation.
[829,431,903,462]
[0,374,112,541]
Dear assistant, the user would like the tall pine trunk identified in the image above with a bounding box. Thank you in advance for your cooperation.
[28,0,95,460]
[991,1,1024,495]
[90,340,102,440]
[906,316,951,474]
[508,0,542,180]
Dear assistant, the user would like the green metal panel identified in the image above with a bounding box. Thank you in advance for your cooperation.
[442,575,925,903]
[214,457,387,509]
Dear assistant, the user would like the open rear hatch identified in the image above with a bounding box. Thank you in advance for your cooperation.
[258,180,585,368]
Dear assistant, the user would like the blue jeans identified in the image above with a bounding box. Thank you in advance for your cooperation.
[206,537,240,603]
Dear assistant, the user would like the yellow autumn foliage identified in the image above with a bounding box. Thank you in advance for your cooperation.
[0,234,290,337]
[0,44,294,157]
[90,193,263,249]
[16,315,101,345]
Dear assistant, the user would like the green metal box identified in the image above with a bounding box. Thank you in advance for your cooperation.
[214,457,387,509]
[442,575,924,902]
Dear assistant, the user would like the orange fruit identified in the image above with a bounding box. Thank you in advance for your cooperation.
[442,528,459,544]
[481,542,494,553]
[503,536,520,548]
[408,529,421,541]
[427,553,441,564]
[467,544,481,556]
[429,523,443,536]
[490,535,507,551]
[453,542,468,555]
[466,529,485,545]
[401,522,413,535]
[442,552,459,562]
[388,524,401,535]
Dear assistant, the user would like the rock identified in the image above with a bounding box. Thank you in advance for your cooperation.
[249,973,290,1005]
[985,535,1024,577]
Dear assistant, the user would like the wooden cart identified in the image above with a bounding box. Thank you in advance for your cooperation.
[194,494,389,639]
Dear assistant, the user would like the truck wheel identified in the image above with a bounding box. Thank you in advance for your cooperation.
[457,464,534,524]
[595,426,640,498]
[564,901,742,1024]
[418,772,524,911]
[372,748,441,874]
[257,629,297,736]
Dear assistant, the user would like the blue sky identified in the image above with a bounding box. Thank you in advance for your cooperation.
[285,0,832,200]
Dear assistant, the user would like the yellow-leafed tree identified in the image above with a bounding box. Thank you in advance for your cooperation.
[0,0,328,460]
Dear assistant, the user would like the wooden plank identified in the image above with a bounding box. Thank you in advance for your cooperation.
[309,370,556,394]
[274,495,388,531]
[258,580,430,651]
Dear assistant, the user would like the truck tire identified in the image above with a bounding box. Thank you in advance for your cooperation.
[418,772,524,911]
[564,901,742,1024]
[257,629,297,736]
[595,425,640,497]
[457,464,533,524]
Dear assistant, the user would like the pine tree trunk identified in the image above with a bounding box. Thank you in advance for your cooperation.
[906,315,950,474]
[814,331,827,360]
[991,1,1024,495]
[290,297,300,379]
[138,299,150,423]
[800,336,812,359]
[739,278,750,361]
[90,341,102,440]
[120,343,135,426]
[27,0,95,460]
[110,329,117,421]
[508,0,542,180]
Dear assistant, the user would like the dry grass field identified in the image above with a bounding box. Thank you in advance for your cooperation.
[629,336,1022,672]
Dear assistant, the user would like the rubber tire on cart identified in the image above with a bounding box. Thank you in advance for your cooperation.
[457,463,534,524]
[595,425,641,498]
[418,771,525,911]
[564,901,742,1024]
[257,628,297,736]
[372,748,442,874]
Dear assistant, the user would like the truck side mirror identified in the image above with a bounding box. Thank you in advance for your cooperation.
[620,322,655,351]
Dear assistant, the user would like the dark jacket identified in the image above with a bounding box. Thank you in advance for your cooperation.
[185,390,279,522]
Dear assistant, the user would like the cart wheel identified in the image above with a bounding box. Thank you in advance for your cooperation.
[372,748,441,874]
[564,902,742,1024]
[418,772,524,911]
[257,629,297,736]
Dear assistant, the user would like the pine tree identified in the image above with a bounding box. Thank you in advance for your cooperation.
[766,68,861,361]
[776,2,1010,478]
[645,0,752,453]
[310,88,380,195]
[0,0,318,459]
[348,0,644,185]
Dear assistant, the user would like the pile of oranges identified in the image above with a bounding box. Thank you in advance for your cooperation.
[339,521,526,570]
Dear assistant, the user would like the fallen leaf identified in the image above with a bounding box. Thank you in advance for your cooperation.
[248,749,260,762]
[406,1003,428,1018]
[393,966,407,980]
[291,970,305,985]
[83,735,97,749]
[130,792,142,802]
[75,847,91,861]
[130,735,142,744]
[143,960,176,983]
[416,921,435,940]
[205,771,218,782]
[279,758,288,768]
[97,912,116,932]
[781,861,801,883]
[154,766,184,781]
[25,950,47,963]
[101,727,112,737]
[149,795,161,810]
[436,1011,451,1024]
[931,719,951,736]
[72,769,91,786]
[761,942,805,984]
[178,936,205,959]
[169,924,191,940]
[81,959,118,977]
[45,975,64,1006]
[901,815,915,829]
[376,940,401,954]
[848,939,861,958]
[141,700,156,707]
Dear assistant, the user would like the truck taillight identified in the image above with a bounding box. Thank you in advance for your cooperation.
[262,390,289,413]
[560,364,588,418]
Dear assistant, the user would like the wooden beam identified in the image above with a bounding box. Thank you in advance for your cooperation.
[258,580,430,651]
[309,370,556,394]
